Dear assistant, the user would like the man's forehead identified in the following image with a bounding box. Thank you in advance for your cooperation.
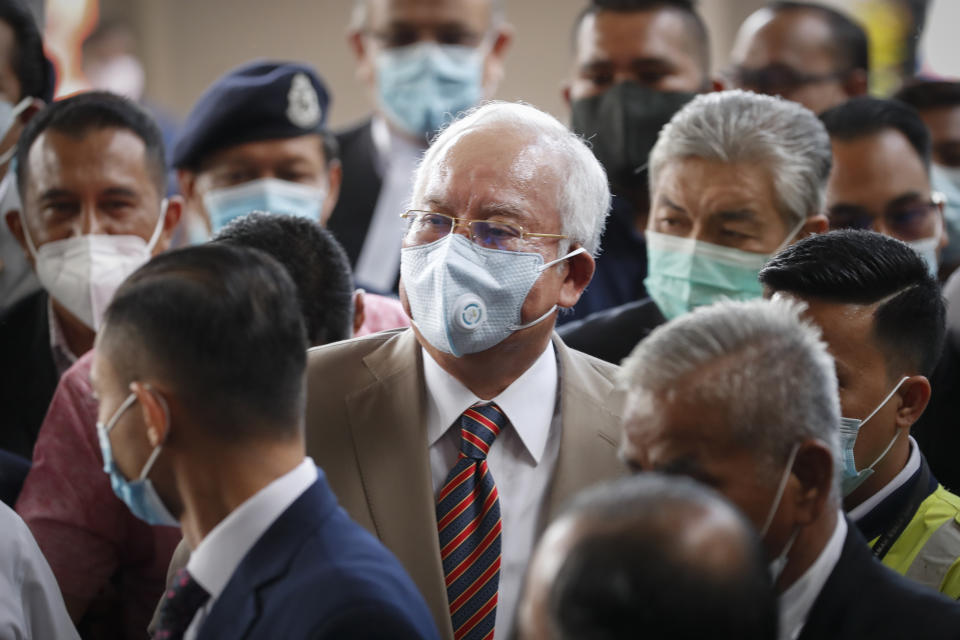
[366,0,492,27]
[735,7,835,66]
[576,7,697,58]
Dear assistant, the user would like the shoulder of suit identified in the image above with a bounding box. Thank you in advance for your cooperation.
[333,117,373,145]
[561,340,622,381]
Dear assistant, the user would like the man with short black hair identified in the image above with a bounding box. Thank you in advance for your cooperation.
[729,1,869,115]
[0,91,181,460]
[760,230,960,598]
[895,80,960,275]
[620,297,960,640]
[517,474,777,640]
[92,243,439,639]
[0,0,53,313]
[561,0,714,321]
[819,97,946,276]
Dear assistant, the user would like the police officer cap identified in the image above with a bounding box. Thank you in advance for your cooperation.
[172,60,329,169]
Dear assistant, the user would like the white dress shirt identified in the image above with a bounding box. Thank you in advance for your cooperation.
[423,342,561,640]
[183,458,318,640]
[849,436,922,523]
[353,116,424,292]
[778,513,847,640]
[0,501,80,640]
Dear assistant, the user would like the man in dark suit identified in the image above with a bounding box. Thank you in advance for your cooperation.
[619,297,960,640]
[327,0,511,292]
[1,92,181,459]
[91,243,439,639]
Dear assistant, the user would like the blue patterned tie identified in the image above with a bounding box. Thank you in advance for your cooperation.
[436,402,506,640]
[154,568,210,640]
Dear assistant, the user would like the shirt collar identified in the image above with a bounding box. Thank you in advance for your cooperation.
[371,115,424,175]
[848,436,921,523]
[47,297,78,376]
[187,458,318,601]
[778,513,847,640]
[422,341,558,465]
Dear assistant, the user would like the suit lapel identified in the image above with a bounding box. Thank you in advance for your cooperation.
[543,335,625,525]
[343,330,454,638]
[196,479,336,640]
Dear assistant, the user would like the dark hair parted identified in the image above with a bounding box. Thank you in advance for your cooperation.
[549,474,776,640]
[15,91,167,196]
[769,1,869,73]
[101,243,308,439]
[820,96,931,172]
[214,213,354,346]
[759,229,945,376]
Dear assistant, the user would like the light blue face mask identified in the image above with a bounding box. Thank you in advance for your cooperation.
[376,41,484,140]
[400,233,584,357]
[839,376,909,497]
[96,392,179,527]
[202,177,326,233]
[644,223,802,320]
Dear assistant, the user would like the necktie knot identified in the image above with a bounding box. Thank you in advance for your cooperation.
[459,402,506,460]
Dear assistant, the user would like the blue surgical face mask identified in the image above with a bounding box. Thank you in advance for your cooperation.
[400,233,584,357]
[839,376,909,497]
[376,42,484,140]
[202,177,326,233]
[644,222,803,320]
[96,391,179,527]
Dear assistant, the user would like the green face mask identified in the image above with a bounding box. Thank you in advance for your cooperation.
[644,227,801,320]
[570,83,697,199]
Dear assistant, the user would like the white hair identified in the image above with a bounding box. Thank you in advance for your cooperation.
[620,298,841,495]
[410,100,611,256]
[649,90,832,227]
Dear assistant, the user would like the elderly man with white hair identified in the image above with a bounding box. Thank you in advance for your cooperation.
[297,101,621,640]
[560,89,831,363]
[619,297,960,640]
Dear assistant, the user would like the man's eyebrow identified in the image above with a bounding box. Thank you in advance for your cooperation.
[38,188,76,202]
[102,187,140,199]
[660,195,687,213]
[715,209,758,222]
[885,191,928,211]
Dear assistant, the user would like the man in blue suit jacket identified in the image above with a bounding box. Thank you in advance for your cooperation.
[89,242,439,640]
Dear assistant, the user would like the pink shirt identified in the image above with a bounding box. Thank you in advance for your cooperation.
[355,292,410,337]
[15,351,181,640]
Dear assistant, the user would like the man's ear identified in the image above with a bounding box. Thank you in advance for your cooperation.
[5,208,33,266]
[843,69,869,98]
[788,439,834,527]
[561,81,572,108]
[557,247,595,308]
[154,196,183,255]
[349,30,376,88]
[709,76,725,92]
[482,24,514,96]
[897,375,932,431]
[131,382,170,448]
[799,214,829,239]
[320,160,343,227]
[352,288,366,336]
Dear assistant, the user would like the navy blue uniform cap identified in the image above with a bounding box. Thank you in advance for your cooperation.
[172,60,330,169]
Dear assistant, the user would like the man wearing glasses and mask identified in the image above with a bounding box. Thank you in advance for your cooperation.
[728,1,869,116]
[327,0,512,295]
[301,101,623,640]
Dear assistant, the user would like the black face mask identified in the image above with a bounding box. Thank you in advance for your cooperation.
[571,83,697,204]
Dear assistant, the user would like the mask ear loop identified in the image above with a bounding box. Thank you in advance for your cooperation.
[760,442,800,537]
[856,376,910,431]
[772,217,809,256]
[137,385,171,481]
[145,198,168,253]
[510,247,589,331]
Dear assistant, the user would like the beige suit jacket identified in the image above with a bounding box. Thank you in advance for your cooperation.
[304,328,625,638]
[157,329,625,639]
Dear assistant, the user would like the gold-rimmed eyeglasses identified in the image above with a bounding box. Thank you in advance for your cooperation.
[400,210,567,252]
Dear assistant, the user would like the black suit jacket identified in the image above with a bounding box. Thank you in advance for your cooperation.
[196,470,440,640]
[798,521,960,640]
[327,119,382,269]
[0,290,58,459]
[558,296,666,365]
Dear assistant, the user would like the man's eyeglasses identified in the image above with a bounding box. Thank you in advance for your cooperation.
[400,210,567,252]
[727,64,848,96]
[828,193,945,241]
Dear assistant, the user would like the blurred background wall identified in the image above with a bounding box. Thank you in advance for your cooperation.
[42,0,960,129]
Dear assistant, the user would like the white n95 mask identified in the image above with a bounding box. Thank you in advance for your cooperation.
[400,233,584,357]
[202,177,326,233]
[20,201,167,331]
[839,376,909,496]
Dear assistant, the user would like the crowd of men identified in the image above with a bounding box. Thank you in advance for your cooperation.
[3,0,960,638]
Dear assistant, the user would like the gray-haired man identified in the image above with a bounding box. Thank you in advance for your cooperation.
[619,298,960,640]
[559,89,830,363]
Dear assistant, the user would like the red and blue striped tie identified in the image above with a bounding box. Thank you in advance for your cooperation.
[436,402,505,640]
